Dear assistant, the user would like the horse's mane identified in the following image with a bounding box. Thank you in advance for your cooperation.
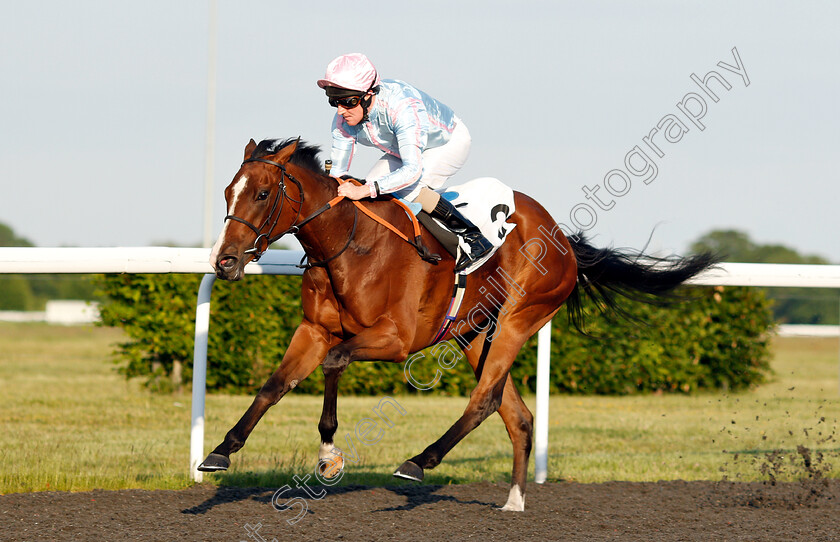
[253,138,325,175]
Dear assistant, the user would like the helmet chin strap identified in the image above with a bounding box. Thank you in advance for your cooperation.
[360,94,374,121]
[360,71,380,122]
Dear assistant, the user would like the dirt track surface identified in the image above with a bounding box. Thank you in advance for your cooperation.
[2,480,839,541]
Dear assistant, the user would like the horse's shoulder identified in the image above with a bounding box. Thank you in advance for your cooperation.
[300,268,343,334]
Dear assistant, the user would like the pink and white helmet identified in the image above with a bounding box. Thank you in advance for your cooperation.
[316,53,381,92]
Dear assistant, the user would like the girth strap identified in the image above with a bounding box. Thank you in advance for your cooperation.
[430,273,468,345]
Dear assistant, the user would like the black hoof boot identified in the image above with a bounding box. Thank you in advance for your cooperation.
[198,453,230,472]
[393,460,424,482]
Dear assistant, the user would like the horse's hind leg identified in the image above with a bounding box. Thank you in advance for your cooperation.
[454,331,534,511]
[496,376,533,511]
[394,327,530,499]
[198,320,335,471]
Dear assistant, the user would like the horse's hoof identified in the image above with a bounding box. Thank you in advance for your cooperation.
[197,453,230,472]
[318,454,344,479]
[393,460,424,482]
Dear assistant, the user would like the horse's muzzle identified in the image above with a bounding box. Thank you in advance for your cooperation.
[215,254,244,281]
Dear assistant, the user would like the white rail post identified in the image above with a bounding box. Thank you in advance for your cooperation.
[190,273,216,482]
[534,320,551,483]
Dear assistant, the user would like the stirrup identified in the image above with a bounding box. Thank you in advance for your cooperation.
[455,233,493,272]
[429,198,493,271]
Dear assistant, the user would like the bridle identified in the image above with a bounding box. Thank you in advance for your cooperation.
[223,157,303,261]
[223,157,357,267]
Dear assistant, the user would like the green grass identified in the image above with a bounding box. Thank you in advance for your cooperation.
[0,322,838,494]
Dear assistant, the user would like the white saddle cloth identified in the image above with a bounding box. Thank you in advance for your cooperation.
[437,177,517,275]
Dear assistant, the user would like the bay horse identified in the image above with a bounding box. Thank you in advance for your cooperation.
[199,137,715,511]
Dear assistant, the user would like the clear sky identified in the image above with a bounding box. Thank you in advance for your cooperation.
[2,1,838,261]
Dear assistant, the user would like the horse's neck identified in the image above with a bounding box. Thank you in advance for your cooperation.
[297,169,337,212]
[293,170,355,260]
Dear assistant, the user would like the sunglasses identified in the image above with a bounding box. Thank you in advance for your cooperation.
[328,95,364,108]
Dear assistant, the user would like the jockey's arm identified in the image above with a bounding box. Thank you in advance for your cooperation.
[329,118,356,178]
[369,143,423,196]
[369,98,430,195]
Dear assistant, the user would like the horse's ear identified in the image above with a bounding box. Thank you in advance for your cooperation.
[244,139,257,160]
[271,137,300,164]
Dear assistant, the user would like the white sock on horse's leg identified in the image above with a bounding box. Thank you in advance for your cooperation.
[499,484,526,512]
[318,442,344,479]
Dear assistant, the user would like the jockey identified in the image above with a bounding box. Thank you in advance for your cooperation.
[317,53,493,272]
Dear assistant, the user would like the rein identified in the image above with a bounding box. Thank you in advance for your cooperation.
[224,157,439,269]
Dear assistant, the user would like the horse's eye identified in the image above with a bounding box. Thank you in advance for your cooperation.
[257,190,270,201]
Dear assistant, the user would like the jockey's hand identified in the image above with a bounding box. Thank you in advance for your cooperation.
[337,182,372,200]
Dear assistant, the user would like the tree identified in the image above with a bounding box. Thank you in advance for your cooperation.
[0,222,34,247]
[691,229,831,265]
[0,275,35,310]
[690,230,754,261]
[0,221,100,310]
[691,229,838,325]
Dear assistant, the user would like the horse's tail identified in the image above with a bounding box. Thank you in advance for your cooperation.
[565,234,719,333]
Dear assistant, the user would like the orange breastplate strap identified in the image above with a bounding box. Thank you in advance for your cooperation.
[332,176,439,263]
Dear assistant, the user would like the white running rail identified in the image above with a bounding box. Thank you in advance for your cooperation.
[1,248,838,484]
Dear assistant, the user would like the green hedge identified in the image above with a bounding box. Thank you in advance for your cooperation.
[514,285,775,394]
[97,273,302,393]
[95,272,774,395]
[403,285,774,395]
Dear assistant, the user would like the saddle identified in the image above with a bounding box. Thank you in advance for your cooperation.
[421,178,518,274]
[334,175,517,274]
[417,212,459,259]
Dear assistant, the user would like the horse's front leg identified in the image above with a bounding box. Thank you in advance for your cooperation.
[198,319,338,471]
[315,318,410,479]
[316,355,346,478]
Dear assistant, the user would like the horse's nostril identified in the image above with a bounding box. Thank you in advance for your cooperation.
[218,256,238,270]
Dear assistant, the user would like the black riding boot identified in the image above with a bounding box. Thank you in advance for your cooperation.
[430,198,494,272]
